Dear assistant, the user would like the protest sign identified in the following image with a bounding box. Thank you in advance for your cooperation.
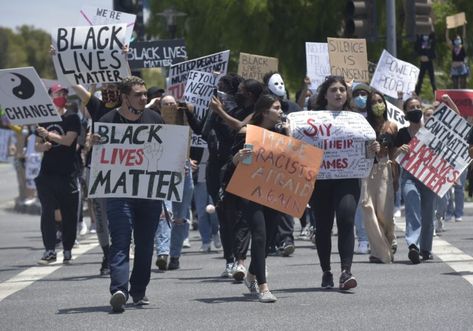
[79,6,136,44]
[446,12,467,29]
[226,125,324,218]
[52,24,130,86]
[237,52,278,82]
[288,111,376,179]
[89,123,190,201]
[370,49,419,100]
[128,39,187,69]
[0,67,62,125]
[327,38,369,82]
[386,100,409,129]
[305,42,331,91]
[183,70,221,147]
[167,50,230,100]
[0,129,12,162]
[396,103,472,197]
[435,89,473,117]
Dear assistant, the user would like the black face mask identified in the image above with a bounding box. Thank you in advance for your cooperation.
[406,109,423,123]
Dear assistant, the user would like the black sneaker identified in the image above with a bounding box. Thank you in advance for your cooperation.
[110,290,127,313]
[420,250,433,261]
[132,295,150,306]
[408,245,421,264]
[38,250,57,265]
[155,255,168,271]
[280,242,295,257]
[339,270,357,290]
[168,257,180,270]
[63,250,72,264]
[321,271,334,289]
[100,256,110,276]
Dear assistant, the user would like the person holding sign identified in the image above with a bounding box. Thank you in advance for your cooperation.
[225,94,288,303]
[445,25,469,89]
[361,91,398,264]
[414,33,437,96]
[95,76,164,313]
[394,95,460,264]
[35,84,81,265]
[310,76,379,290]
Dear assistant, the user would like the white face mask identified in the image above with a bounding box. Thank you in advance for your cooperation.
[268,73,286,97]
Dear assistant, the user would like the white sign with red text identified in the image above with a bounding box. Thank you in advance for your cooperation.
[89,123,190,201]
[396,103,472,197]
[288,111,376,179]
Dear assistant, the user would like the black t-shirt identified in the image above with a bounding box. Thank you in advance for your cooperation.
[87,95,115,124]
[98,108,164,125]
[394,127,412,147]
[39,111,81,176]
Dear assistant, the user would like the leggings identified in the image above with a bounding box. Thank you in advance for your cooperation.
[310,179,360,273]
[236,199,268,284]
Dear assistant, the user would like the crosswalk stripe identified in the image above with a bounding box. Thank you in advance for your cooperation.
[395,220,473,287]
[0,238,99,302]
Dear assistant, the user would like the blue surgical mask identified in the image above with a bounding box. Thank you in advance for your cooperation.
[454,39,462,46]
[354,95,367,109]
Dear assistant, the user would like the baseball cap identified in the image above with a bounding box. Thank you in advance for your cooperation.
[48,83,69,95]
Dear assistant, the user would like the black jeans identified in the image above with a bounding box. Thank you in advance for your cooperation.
[35,174,80,251]
[236,199,268,284]
[415,60,436,95]
[216,193,250,263]
[310,179,360,273]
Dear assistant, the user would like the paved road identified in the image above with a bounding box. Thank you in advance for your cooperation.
[0,162,473,330]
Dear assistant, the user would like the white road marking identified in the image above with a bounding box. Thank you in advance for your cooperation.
[395,219,473,286]
[0,238,99,302]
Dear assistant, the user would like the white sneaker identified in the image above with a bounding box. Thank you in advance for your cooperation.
[258,290,277,303]
[79,222,88,236]
[182,238,191,248]
[89,223,97,234]
[232,264,247,282]
[212,233,222,249]
[221,263,233,278]
[199,243,211,252]
[393,208,401,218]
[355,241,369,254]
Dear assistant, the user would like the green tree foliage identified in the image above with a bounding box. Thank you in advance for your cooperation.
[0,26,55,79]
[147,0,344,93]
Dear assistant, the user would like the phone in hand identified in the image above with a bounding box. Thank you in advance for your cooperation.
[241,143,253,165]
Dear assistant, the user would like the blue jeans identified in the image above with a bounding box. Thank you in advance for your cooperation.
[107,198,162,299]
[194,182,219,244]
[355,200,368,242]
[401,171,436,253]
[446,169,467,219]
[170,165,194,258]
[155,200,172,256]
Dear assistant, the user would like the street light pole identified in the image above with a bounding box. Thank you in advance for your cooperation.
[386,0,397,56]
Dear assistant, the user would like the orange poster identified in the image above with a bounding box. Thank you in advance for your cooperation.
[226,125,324,218]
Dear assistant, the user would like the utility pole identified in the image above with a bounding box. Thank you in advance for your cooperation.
[386,0,397,56]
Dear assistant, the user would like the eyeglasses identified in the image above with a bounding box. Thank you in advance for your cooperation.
[325,75,344,81]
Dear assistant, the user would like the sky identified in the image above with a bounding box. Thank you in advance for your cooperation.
[1,0,114,34]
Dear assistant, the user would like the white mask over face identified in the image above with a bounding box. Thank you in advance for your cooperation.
[268,73,286,97]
